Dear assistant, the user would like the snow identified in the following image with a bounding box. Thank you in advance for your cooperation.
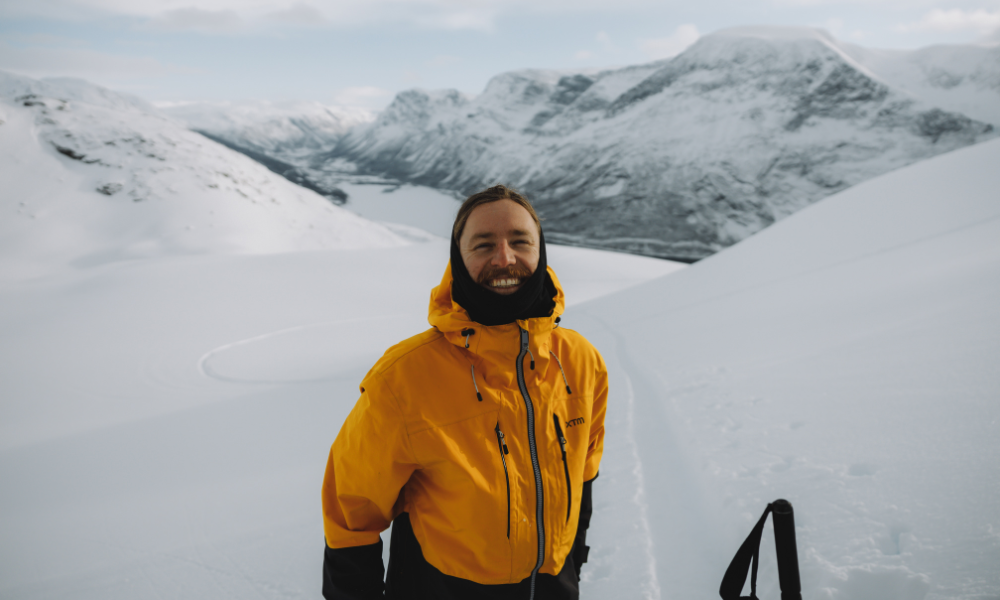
[0,71,405,280]
[158,100,375,158]
[840,42,1000,126]
[0,241,682,600]
[572,137,1000,599]
[1,71,998,600]
[337,181,459,239]
[0,81,683,596]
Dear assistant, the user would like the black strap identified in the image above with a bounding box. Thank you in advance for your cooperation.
[719,503,773,600]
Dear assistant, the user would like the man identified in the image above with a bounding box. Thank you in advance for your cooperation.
[322,185,608,599]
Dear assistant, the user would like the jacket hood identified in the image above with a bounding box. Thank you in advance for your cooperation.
[428,261,565,334]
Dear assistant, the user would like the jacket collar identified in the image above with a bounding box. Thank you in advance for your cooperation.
[428,261,565,352]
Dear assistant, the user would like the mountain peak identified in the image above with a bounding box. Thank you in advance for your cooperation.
[707,25,836,44]
[327,32,995,260]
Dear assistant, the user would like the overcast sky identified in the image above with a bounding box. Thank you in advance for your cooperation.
[1,0,998,107]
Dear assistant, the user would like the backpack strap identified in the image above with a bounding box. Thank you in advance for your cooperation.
[719,503,774,600]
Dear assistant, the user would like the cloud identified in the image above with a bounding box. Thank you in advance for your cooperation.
[900,9,1000,36]
[331,85,393,108]
[267,3,328,26]
[771,0,895,5]
[426,55,461,68]
[145,8,244,33]
[982,26,1000,46]
[640,24,700,60]
[3,0,678,33]
[0,39,181,81]
[822,17,844,36]
[414,7,496,31]
[574,50,594,60]
[595,30,618,52]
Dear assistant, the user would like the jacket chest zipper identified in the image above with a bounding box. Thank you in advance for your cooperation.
[517,327,545,600]
[553,415,572,523]
[494,423,511,539]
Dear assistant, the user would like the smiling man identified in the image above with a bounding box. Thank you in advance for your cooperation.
[321,185,608,599]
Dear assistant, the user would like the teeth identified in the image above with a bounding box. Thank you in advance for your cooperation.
[490,278,520,287]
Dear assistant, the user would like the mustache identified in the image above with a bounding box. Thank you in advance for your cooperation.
[476,263,533,286]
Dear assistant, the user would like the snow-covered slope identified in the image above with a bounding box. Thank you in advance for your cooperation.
[842,41,1000,125]
[159,100,374,158]
[0,138,995,599]
[0,212,680,599]
[0,72,405,279]
[328,27,995,261]
[573,137,1000,599]
[159,101,378,202]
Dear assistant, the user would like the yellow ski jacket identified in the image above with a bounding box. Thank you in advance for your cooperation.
[322,263,607,585]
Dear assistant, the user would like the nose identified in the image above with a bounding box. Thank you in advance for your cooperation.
[492,240,516,266]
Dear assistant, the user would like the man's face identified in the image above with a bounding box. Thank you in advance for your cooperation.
[459,199,540,296]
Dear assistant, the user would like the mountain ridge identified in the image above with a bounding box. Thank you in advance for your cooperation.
[164,27,999,261]
[327,27,995,260]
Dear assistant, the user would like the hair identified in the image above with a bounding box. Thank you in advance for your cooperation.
[452,184,541,243]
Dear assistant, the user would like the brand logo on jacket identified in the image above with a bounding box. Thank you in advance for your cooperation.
[565,417,585,427]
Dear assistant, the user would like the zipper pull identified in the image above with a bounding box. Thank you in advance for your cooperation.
[499,429,509,455]
[553,415,568,455]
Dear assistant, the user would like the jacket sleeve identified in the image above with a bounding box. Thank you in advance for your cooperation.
[573,476,596,578]
[575,351,606,577]
[322,374,420,599]
[323,540,385,600]
[583,353,608,482]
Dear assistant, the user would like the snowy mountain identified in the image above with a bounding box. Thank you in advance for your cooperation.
[159,101,377,202]
[326,26,996,261]
[159,100,374,157]
[841,40,1000,125]
[0,72,405,279]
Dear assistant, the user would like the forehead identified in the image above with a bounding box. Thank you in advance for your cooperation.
[463,199,538,238]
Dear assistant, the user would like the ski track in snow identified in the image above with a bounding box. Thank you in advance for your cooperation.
[611,337,662,599]
[603,318,726,599]
[197,315,407,384]
[565,312,670,599]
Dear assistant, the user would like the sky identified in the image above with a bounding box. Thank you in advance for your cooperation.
[1,0,999,108]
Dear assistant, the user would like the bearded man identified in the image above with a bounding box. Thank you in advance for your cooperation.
[321,185,608,599]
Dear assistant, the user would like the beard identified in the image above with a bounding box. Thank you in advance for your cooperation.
[476,262,534,294]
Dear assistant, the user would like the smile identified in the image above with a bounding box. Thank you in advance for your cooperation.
[490,278,522,288]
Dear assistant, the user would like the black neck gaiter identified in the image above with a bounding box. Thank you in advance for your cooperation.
[450,229,557,327]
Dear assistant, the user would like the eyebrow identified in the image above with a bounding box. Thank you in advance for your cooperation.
[469,229,533,241]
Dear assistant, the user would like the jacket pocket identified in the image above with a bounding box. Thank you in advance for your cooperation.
[494,422,511,538]
[553,414,572,523]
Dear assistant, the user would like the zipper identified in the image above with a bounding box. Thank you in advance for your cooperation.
[517,327,545,600]
[494,422,511,539]
[553,415,572,523]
